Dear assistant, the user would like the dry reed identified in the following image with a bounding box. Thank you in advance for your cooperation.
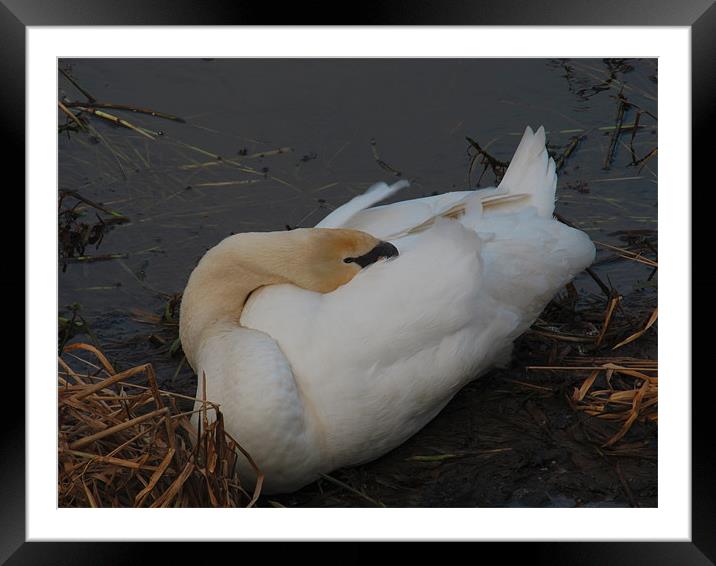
[528,357,657,447]
[526,237,657,447]
[58,343,262,508]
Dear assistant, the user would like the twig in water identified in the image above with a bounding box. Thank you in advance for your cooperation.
[74,107,156,140]
[635,147,658,173]
[555,135,586,172]
[594,241,658,268]
[58,101,88,132]
[59,67,96,103]
[369,138,402,176]
[65,100,185,123]
[603,89,629,170]
[466,136,509,186]
[63,253,129,264]
[244,147,293,159]
[60,189,129,220]
[585,267,612,299]
[628,111,642,164]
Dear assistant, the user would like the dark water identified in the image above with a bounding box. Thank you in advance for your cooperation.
[58,59,657,375]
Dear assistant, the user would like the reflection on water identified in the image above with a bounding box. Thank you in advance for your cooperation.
[58,58,657,387]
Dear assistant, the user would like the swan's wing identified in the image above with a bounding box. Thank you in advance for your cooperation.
[317,125,557,241]
[340,190,478,240]
[380,126,558,234]
[314,178,479,240]
[495,125,557,217]
[315,180,410,229]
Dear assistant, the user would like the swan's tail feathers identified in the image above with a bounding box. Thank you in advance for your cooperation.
[496,125,557,217]
[315,180,411,229]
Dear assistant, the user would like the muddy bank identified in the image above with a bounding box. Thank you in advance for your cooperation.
[270,371,656,508]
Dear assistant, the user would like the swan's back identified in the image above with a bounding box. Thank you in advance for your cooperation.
[236,126,595,489]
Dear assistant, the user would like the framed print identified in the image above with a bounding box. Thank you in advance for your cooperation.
[7,0,711,563]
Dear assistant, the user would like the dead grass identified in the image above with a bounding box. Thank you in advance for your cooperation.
[58,343,262,508]
[528,358,657,447]
[525,238,658,448]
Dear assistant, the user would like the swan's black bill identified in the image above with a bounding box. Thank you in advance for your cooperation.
[345,241,399,268]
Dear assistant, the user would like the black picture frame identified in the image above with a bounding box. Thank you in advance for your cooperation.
[6,1,710,563]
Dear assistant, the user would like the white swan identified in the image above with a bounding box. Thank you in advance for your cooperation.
[179,126,596,493]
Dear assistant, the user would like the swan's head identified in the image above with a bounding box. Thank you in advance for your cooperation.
[295,228,399,293]
[179,227,398,367]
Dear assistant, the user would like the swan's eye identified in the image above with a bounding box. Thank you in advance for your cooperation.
[343,257,354,264]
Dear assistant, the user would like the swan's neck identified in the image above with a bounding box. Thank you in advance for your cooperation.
[179,231,305,368]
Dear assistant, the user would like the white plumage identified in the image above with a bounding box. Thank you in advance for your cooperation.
[188,126,596,493]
